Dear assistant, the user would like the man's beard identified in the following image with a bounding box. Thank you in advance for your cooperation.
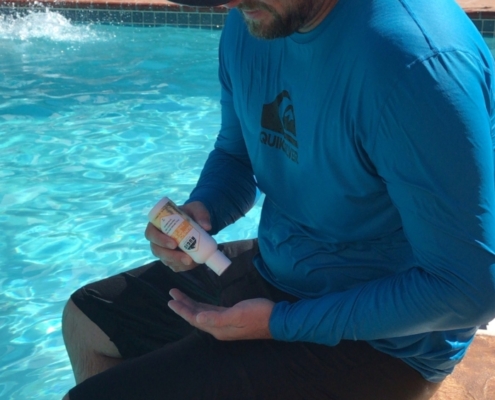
[239,0,318,39]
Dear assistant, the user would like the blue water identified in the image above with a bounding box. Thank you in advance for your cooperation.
[0,10,261,400]
[1,9,494,400]
[486,36,495,59]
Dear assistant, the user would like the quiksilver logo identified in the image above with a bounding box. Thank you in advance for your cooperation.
[259,90,299,163]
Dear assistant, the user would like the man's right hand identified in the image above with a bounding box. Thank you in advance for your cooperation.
[144,201,212,272]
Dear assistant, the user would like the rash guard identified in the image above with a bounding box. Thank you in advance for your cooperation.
[187,0,495,382]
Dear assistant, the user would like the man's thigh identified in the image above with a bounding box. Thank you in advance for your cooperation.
[68,238,439,399]
[68,330,439,400]
[70,239,262,358]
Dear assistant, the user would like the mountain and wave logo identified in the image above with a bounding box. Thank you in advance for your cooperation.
[259,90,299,163]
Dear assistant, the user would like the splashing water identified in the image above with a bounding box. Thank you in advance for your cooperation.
[1,5,492,400]
[0,10,262,399]
[0,7,106,42]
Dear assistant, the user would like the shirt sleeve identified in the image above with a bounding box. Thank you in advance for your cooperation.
[186,21,257,235]
[270,50,495,345]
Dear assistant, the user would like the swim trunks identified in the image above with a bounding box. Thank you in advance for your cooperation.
[68,239,439,400]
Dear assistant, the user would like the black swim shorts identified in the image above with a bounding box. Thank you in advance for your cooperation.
[68,239,439,400]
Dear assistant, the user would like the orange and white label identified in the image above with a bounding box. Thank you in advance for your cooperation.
[152,201,200,253]
[160,214,200,252]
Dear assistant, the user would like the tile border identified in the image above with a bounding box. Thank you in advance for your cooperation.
[0,0,229,28]
[467,11,495,37]
[0,1,494,34]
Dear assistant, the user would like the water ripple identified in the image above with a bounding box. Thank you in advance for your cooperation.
[0,13,260,400]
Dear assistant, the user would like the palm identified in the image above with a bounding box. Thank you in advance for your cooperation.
[168,289,275,341]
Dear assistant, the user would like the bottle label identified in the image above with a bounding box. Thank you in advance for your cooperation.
[157,202,200,253]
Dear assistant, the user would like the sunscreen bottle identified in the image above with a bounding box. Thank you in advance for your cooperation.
[148,197,231,275]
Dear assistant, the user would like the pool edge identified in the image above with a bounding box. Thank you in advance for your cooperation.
[0,0,494,34]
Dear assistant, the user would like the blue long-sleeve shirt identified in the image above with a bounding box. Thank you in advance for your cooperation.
[187,0,495,382]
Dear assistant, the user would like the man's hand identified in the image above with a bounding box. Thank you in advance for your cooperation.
[145,201,211,272]
[168,288,275,341]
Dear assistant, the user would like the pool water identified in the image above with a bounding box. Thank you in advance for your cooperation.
[0,10,261,400]
[1,9,494,400]
[487,36,495,59]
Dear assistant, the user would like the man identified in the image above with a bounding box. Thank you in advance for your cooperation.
[62,0,495,399]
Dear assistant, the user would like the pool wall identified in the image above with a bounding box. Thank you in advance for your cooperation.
[0,0,494,34]
[0,0,229,29]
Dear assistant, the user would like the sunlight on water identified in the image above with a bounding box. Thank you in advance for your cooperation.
[1,7,493,400]
[0,10,261,400]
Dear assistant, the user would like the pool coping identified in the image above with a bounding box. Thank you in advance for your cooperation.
[1,0,495,35]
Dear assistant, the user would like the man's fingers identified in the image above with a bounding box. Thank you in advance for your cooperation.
[168,289,212,317]
[168,289,197,320]
[145,223,177,249]
[148,244,194,272]
[196,311,222,326]
[169,288,193,304]
[168,299,194,322]
[181,202,212,232]
[169,289,227,329]
[144,202,211,273]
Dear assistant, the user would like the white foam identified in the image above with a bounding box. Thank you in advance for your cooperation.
[0,7,101,42]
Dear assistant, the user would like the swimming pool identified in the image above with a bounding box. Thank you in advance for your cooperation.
[487,37,495,58]
[1,8,495,400]
[0,10,262,399]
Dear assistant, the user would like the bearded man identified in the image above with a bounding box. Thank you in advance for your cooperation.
[62,1,495,399]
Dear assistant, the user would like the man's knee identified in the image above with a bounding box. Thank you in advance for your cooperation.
[62,297,121,357]
[61,298,83,341]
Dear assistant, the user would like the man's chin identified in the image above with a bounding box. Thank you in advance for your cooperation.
[244,19,294,40]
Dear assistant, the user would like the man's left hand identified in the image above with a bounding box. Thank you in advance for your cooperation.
[168,288,274,341]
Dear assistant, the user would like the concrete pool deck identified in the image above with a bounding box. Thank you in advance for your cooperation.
[1,0,494,398]
[431,332,495,400]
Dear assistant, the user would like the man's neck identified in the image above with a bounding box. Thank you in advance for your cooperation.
[299,0,340,33]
